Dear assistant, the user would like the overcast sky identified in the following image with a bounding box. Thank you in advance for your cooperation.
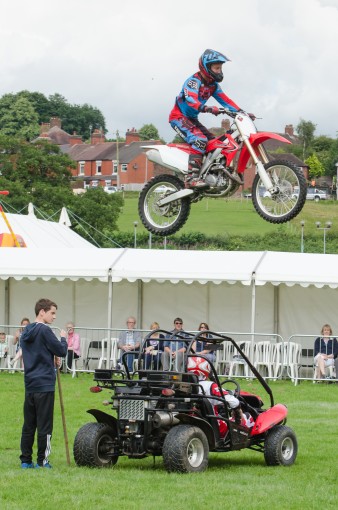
[2,0,338,142]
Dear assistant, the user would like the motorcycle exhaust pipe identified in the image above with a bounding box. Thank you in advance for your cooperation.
[152,411,180,428]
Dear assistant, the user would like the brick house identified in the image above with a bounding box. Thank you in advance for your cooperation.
[37,120,162,190]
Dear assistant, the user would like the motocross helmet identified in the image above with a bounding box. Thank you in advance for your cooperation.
[187,356,211,380]
[198,49,230,83]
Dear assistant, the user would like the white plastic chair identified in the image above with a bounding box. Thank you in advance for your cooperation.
[109,338,119,369]
[216,342,234,375]
[228,341,253,378]
[254,341,275,379]
[286,342,302,385]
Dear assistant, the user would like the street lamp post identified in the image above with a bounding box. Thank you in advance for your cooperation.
[115,130,120,190]
[133,221,138,248]
[315,221,332,254]
[300,220,305,253]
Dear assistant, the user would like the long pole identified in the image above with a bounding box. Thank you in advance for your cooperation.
[56,368,71,466]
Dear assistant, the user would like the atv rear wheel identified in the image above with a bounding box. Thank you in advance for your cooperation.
[138,175,191,236]
[264,425,298,466]
[162,424,209,473]
[73,422,119,468]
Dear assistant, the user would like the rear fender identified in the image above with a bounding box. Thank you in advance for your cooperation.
[250,404,288,436]
[87,409,118,434]
[145,145,189,174]
[237,132,291,172]
[175,413,216,449]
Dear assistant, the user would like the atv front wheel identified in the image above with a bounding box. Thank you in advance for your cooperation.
[264,425,298,466]
[73,422,118,468]
[162,424,209,473]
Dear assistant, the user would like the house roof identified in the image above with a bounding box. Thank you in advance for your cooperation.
[263,132,300,153]
[63,140,159,163]
[269,152,308,167]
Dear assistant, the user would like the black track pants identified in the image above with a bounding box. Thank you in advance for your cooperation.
[20,391,55,465]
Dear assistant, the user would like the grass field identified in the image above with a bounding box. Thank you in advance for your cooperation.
[117,194,338,238]
[1,372,337,510]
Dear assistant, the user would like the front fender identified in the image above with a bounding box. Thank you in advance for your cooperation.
[237,132,291,172]
[87,409,118,435]
[250,404,288,436]
[175,413,216,449]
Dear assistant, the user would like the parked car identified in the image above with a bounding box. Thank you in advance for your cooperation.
[305,188,329,201]
[104,186,118,194]
[292,188,329,201]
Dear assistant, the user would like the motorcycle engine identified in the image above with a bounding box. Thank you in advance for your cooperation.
[205,173,219,187]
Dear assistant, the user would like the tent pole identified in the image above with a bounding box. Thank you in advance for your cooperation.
[107,268,113,339]
[250,273,256,375]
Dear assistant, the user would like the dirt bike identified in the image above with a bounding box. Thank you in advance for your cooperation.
[138,109,307,236]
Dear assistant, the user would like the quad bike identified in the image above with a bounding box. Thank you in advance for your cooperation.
[73,331,298,473]
[138,110,307,235]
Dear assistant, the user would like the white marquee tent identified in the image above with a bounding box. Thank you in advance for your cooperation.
[0,210,337,339]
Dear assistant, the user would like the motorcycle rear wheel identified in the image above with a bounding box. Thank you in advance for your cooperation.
[138,174,191,236]
[251,160,307,223]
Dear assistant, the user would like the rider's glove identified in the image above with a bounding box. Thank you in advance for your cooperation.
[203,106,220,116]
[248,113,256,121]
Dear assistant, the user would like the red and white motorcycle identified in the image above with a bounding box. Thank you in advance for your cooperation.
[138,110,307,236]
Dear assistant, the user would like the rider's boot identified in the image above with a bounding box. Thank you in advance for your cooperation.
[185,154,209,189]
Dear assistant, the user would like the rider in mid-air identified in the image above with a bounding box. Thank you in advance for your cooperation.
[169,48,253,189]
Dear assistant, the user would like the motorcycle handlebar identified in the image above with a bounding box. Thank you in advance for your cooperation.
[218,109,260,121]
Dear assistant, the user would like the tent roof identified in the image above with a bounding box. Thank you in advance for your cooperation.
[1,247,338,288]
[0,212,96,249]
[254,251,338,289]
[0,248,261,284]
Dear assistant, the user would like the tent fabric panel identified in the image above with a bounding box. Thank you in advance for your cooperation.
[255,252,338,288]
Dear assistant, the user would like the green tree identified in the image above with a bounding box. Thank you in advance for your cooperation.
[70,188,124,245]
[0,97,40,140]
[0,135,123,240]
[305,153,324,179]
[0,91,107,141]
[171,133,185,143]
[296,119,316,160]
[138,124,160,141]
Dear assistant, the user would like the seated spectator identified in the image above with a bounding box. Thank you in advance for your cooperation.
[118,316,142,373]
[192,322,216,362]
[162,317,189,372]
[314,324,338,380]
[10,318,30,369]
[0,332,8,369]
[66,322,81,372]
[143,322,165,370]
[187,356,254,437]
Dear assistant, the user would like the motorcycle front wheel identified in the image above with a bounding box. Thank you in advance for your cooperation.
[251,160,307,223]
[138,174,191,236]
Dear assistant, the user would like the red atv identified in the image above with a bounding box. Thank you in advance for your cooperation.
[74,332,298,473]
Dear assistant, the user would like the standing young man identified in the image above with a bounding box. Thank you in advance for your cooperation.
[19,298,67,469]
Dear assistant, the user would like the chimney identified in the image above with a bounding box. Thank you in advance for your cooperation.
[91,129,105,145]
[285,124,294,136]
[126,127,141,144]
[69,133,83,146]
[221,119,231,132]
[40,122,50,134]
[50,117,62,128]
